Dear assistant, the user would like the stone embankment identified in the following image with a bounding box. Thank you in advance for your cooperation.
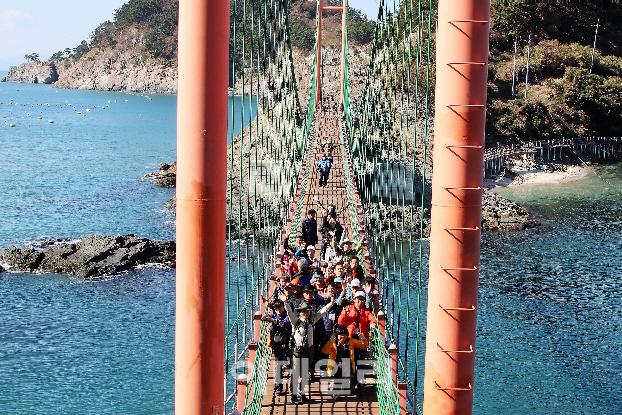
[2,62,58,84]
[0,235,175,278]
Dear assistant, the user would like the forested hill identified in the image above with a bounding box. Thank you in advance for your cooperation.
[486,1,622,143]
[47,0,374,66]
[11,0,622,143]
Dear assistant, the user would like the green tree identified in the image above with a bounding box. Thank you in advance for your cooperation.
[73,40,90,60]
[90,21,117,48]
[346,7,375,44]
[289,15,315,51]
[114,0,165,27]
[50,51,64,60]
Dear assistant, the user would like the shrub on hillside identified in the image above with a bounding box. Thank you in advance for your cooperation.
[347,7,375,44]
[486,94,587,144]
[550,67,622,135]
[289,15,315,51]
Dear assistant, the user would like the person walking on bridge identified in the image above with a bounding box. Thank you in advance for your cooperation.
[300,209,318,249]
[284,298,334,405]
[316,153,331,187]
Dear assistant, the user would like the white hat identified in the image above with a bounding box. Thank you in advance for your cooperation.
[351,279,361,287]
[307,245,316,250]
[354,291,366,299]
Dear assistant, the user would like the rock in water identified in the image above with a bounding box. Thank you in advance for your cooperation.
[3,62,59,84]
[0,235,175,277]
[481,189,541,232]
[0,247,44,271]
[145,161,177,188]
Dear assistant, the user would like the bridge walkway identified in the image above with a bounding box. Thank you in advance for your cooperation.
[259,111,378,415]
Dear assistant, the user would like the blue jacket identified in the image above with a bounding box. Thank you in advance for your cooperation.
[317,158,331,173]
[268,311,292,337]
[300,217,318,244]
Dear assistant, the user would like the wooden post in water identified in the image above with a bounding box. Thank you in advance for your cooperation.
[422,0,490,413]
[175,0,229,413]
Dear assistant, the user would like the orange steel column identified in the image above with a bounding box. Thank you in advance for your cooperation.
[340,0,347,105]
[175,0,229,414]
[316,0,322,106]
[422,0,490,414]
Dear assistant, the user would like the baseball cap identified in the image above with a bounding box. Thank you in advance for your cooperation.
[354,291,366,299]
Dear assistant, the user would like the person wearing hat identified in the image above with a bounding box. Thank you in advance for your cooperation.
[263,299,292,396]
[333,237,364,262]
[306,245,322,271]
[284,296,335,404]
[316,153,332,187]
[337,291,377,341]
[300,283,328,371]
[283,278,303,311]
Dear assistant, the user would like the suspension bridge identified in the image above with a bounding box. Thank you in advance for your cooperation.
[174,0,489,415]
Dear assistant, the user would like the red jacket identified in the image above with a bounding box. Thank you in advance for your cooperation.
[337,304,377,339]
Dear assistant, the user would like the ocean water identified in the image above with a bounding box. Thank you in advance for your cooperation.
[476,167,622,414]
[1,77,621,414]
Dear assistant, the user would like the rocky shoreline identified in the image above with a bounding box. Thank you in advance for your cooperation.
[0,235,175,278]
[2,62,59,84]
[146,162,541,234]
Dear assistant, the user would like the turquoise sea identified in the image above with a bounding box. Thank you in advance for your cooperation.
[1,74,621,414]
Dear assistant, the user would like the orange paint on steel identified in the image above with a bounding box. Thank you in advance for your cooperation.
[422,0,490,413]
[175,0,229,413]
[389,344,398,385]
[340,0,347,105]
[316,0,323,106]
[398,382,408,415]
[236,374,248,412]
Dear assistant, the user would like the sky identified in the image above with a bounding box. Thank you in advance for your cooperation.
[0,0,380,71]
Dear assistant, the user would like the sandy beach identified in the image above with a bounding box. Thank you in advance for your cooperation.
[483,164,593,188]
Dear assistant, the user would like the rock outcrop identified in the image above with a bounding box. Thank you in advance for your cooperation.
[481,189,541,232]
[3,62,59,84]
[53,51,177,93]
[0,235,175,278]
[144,161,177,187]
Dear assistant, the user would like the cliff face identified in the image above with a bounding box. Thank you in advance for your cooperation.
[3,62,58,84]
[54,50,177,94]
[53,26,177,94]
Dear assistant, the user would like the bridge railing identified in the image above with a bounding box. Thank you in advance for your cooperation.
[484,136,622,177]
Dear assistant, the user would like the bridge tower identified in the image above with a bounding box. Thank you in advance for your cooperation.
[316,0,348,106]
[175,0,229,414]
[422,0,490,414]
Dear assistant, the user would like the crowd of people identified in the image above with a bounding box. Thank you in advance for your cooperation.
[262,203,379,405]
